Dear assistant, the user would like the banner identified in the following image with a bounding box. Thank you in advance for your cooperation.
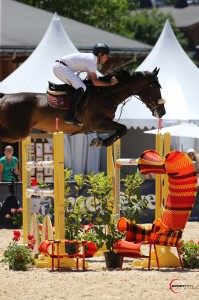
[0,181,198,225]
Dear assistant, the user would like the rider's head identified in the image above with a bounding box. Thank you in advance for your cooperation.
[92,43,110,64]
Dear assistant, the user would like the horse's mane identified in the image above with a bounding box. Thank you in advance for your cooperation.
[98,70,154,81]
[84,69,158,88]
[91,70,131,83]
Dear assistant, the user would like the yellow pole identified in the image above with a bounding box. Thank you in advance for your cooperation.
[22,137,32,244]
[57,132,65,241]
[53,132,59,240]
[53,132,65,241]
[155,133,163,219]
[162,133,170,209]
[107,145,114,176]
[107,140,121,217]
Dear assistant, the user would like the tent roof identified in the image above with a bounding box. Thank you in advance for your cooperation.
[158,6,199,27]
[1,0,151,52]
[115,20,199,128]
[0,14,79,93]
[138,20,199,121]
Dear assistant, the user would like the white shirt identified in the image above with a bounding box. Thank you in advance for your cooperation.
[60,53,97,73]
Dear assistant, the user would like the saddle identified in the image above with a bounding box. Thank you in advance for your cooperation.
[47,82,75,109]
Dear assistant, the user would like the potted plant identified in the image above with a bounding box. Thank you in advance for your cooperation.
[85,172,125,268]
[1,230,35,271]
[179,239,199,269]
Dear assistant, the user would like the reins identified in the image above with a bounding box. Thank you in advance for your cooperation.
[118,75,162,113]
[115,79,153,121]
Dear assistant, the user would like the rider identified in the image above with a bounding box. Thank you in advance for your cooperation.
[53,43,118,125]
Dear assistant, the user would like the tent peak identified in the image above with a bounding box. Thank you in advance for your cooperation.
[53,12,59,20]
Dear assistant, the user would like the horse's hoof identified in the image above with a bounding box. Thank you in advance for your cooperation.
[90,138,103,147]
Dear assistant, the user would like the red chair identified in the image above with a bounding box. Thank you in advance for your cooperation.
[114,150,198,269]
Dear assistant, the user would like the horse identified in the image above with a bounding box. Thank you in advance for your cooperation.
[0,68,165,147]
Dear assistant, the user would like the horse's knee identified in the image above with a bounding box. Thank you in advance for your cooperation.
[120,125,127,136]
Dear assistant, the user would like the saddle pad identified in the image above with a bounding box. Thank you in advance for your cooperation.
[47,93,70,109]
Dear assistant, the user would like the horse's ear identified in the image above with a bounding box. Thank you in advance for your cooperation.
[153,67,160,75]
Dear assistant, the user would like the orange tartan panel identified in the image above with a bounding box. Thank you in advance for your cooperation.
[114,240,146,257]
[138,149,166,175]
[117,217,129,232]
[162,151,197,229]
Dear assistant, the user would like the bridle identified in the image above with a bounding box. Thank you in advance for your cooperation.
[116,73,164,118]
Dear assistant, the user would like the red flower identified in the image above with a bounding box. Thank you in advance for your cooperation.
[13,230,21,241]
[27,234,34,241]
[27,243,34,250]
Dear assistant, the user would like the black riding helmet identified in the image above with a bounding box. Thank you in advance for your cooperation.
[92,43,110,56]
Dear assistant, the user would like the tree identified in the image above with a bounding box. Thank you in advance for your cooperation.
[17,1,187,48]
[123,8,188,49]
[17,0,136,34]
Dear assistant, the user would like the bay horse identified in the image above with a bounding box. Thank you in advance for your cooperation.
[0,68,165,147]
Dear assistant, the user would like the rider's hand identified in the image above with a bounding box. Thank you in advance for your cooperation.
[110,76,118,86]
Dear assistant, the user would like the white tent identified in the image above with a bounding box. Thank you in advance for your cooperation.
[1,13,77,93]
[115,20,199,129]
[0,14,102,174]
[144,123,199,138]
[138,20,199,121]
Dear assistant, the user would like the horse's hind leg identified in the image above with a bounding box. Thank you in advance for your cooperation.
[90,121,127,147]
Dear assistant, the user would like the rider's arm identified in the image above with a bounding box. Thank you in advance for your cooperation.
[88,72,118,87]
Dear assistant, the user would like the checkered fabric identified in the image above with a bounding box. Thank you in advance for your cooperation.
[114,150,197,262]
[162,151,197,229]
[117,217,152,242]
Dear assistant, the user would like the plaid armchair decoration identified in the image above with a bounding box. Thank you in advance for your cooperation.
[114,150,197,269]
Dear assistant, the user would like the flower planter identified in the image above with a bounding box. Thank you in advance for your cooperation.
[104,251,122,269]
[9,260,28,271]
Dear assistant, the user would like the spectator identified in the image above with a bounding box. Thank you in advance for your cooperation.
[0,145,20,182]
[187,148,199,174]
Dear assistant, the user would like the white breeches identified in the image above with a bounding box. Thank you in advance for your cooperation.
[53,64,86,91]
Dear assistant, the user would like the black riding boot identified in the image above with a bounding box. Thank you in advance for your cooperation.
[64,87,84,125]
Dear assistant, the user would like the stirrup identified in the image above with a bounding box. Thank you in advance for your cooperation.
[64,115,83,126]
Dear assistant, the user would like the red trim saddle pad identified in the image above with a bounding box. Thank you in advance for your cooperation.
[47,93,70,109]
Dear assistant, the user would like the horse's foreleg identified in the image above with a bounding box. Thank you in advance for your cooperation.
[90,121,127,147]
[101,125,127,147]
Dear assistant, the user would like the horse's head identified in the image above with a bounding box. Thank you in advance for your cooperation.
[134,67,166,118]
[88,68,166,119]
